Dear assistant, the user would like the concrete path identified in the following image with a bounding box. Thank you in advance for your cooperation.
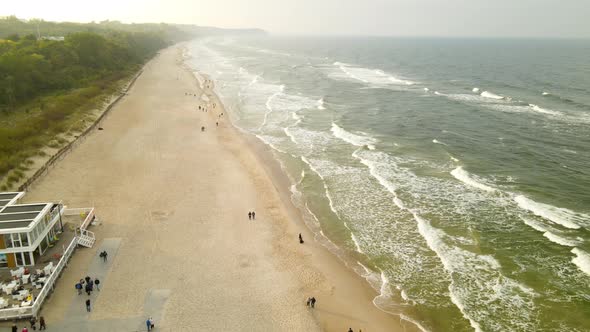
[43,238,170,331]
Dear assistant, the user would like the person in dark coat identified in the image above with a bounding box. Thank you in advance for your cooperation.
[86,299,91,312]
[39,317,46,330]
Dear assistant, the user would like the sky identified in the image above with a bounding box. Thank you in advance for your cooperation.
[2,0,589,38]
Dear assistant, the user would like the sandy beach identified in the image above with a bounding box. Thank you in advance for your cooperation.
[14,44,415,331]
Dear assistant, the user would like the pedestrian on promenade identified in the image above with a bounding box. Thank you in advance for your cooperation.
[95,278,100,291]
[252,211,256,220]
[75,282,82,295]
[29,316,36,330]
[103,251,108,262]
[11,322,17,332]
[299,233,304,244]
[310,297,316,308]
[85,282,92,296]
[85,276,91,284]
[248,212,252,220]
[306,297,311,307]
[86,299,91,312]
[348,328,353,332]
[150,317,155,330]
[21,327,28,332]
[39,317,46,330]
[146,317,152,331]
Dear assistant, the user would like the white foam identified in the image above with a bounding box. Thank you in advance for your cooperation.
[317,98,326,110]
[543,232,580,247]
[333,62,415,86]
[542,92,550,96]
[450,155,460,162]
[514,195,587,230]
[528,104,562,116]
[521,216,551,233]
[350,232,364,253]
[432,139,447,146]
[423,87,430,92]
[451,167,496,192]
[434,91,444,96]
[481,91,505,100]
[571,248,590,276]
[472,87,480,93]
[331,123,377,150]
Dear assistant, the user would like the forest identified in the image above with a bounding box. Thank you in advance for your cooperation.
[0,16,196,188]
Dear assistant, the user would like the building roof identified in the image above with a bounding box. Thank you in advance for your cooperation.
[0,192,24,210]
[0,192,54,232]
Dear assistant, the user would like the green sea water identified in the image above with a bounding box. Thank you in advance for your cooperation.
[187,37,590,332]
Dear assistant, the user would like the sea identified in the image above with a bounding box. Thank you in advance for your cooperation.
[185,36,590,332]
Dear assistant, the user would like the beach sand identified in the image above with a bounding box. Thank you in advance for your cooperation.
[18,45,414,331]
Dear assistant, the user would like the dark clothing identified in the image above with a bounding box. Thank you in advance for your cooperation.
[252,212,256,219]
[310,297,316,308]
[39,317,46,330]
[86,299,91,312]
[12,325,17,332]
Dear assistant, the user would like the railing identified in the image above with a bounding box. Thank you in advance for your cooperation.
[31,236,77,317]
[0,236,78,320]
[63,207,95,231]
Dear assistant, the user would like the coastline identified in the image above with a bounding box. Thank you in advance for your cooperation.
[7,43,414,331]
[182,45,417,331]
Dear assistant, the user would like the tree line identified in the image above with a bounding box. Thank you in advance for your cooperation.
[0,17,196,188]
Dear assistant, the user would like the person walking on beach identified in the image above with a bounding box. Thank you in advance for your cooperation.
[75,282,82,295]
[252,211,256,220]
[103,251,108,262]
[348,328,354,332]
[39,317,46,330]
[310,297,316,308]
[306,297,311,307]
[86,299,91,312]
[146,318,152,331]
[95,278,100,291]
[29,317,36,330]
[85,282,92,296]
[248,212,252,220]
[299,233,304,244]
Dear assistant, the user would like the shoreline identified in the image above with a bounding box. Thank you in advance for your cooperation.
[6,43,415,331]
[182,44,418,331]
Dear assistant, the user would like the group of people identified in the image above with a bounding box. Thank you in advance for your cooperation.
[306,296,317,308]
[247,211,256,220]
[75,275,101,296]
[10,316,46,332]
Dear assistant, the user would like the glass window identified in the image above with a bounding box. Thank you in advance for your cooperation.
[3,234,13,248]
[20,233,29,246]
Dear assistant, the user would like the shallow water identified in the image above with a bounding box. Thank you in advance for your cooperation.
[186,37,590,332]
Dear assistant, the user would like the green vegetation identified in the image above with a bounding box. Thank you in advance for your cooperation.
[0,16,198,187]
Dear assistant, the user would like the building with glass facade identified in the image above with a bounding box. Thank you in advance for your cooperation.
[0,192,64,268]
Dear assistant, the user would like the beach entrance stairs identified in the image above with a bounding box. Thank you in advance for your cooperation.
[77,229,96,248]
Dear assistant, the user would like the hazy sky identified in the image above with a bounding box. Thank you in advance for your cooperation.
[3,0,589,37]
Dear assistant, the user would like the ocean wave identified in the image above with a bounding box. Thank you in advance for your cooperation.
[331,123,377,149]
[333,62,415,86]
[528,104,562,116]
[432,139,447,146]
[451,166,496,192]
[571,248,590,276]
[520,216,551,233]
[542,92,550,96]
[543,231,581,247]
[480,91,505,100]
[317,97,326,110]
[472,87,480,93]
[414,211,538,332]
[514,195,588,230]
